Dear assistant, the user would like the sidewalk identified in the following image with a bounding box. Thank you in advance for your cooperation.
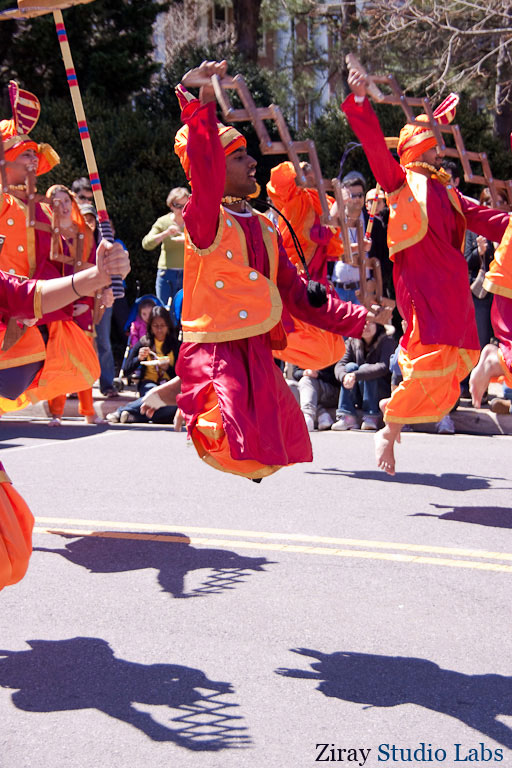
[2,383,138,423]
[4,381,512,436]
[287,380,512,437]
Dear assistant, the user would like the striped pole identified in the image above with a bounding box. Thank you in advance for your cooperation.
[53,9,124,297]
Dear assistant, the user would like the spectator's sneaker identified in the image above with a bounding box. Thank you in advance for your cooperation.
[317,412,334,431]
[436,414,455,434]
[361,415,380,431]
[303,413,315,432]
[489,397,512,415]
[106,412,121,423]
[331,413,360,431]
[120,411,136,424]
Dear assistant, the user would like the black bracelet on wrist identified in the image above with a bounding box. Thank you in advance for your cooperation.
[71,273,84,298]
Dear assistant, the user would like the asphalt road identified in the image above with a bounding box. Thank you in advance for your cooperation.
[1,421,511,768]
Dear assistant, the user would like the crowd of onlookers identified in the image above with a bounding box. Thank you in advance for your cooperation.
[41,158,512,431]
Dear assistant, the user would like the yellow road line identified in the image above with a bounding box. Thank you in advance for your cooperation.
[35,516,512,562]
[32,526,512,574]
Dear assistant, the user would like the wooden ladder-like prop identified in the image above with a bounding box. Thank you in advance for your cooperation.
[181,70,394,315]
[347,53,512,208]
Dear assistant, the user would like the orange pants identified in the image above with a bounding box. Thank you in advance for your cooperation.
[385,313,479,424]
[498,349,512,388]
[48,388,95,418]
[0,469,34,590]
[191,384,282,480]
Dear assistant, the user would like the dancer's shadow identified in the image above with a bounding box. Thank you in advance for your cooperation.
[276,648,512,748]
[0,422,110,445]
[0,637,249,749]
[306,468,508,491]
[34,531,274,599]
[413,504,512,529]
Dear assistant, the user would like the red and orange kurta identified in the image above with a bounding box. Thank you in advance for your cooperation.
[175,98,367,478]
[342,94,509,423]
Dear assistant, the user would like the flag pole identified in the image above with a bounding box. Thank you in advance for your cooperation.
[52,8,124,297]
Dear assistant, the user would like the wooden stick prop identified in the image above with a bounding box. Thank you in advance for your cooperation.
[181,68,392,316]
[346,53,512,209]
[52,9,124,297]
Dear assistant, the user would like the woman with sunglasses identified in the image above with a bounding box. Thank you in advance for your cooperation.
[141,187,190,307]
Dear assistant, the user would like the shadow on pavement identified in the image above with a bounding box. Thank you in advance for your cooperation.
[0,637,249,749]
[34,531,274,599]
[306,468,509,491]
[0,422,177,446]
[412,504,512,529]
[276,648,512,749]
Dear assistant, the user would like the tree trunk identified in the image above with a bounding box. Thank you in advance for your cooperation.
[494,34,512,147]
[232,0,263,62]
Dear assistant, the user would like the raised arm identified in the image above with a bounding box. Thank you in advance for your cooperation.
[342,68,405,194]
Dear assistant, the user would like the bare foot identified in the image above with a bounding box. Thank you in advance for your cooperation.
[374,423,402,476]
[469,344,502,408]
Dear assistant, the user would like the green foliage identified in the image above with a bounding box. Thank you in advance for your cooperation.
[0,0,165,104]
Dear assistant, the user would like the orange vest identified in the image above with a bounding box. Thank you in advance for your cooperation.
[181,207,283,343]
[387,171,464,259]
[0,193,36,277]
[483,216,512,299]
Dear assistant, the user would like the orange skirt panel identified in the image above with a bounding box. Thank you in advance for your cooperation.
[385,314,479,424]
[0,324,46,371]
[273,316,345,370]
[191,383,282,480]
[0,320,100,414]
[0,476,34,589]
[498,349,512,388]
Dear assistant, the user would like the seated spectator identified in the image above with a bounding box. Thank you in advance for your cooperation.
[107,306,180,424]
[128,297,158,347]
[294,364,339,432]
[331,322,395,431]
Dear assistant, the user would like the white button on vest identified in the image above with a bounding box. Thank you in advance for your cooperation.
[226,250,233,259]
[6,218,14,226]
[402,224,408,231]
[226,219,232,227]
[215,280,224,289]
[239,310,248,319]
[408,196,413,202]
[17,245,24,252]
[249,271,258,281]
[392,203,398,209]
[8,268,15,274]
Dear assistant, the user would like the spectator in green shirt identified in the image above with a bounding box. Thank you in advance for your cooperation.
[142,187,190,306]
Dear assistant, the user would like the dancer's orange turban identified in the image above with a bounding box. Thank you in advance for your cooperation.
[1,81,59,175]
[397,93,458,167]
[174,83,246,180]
